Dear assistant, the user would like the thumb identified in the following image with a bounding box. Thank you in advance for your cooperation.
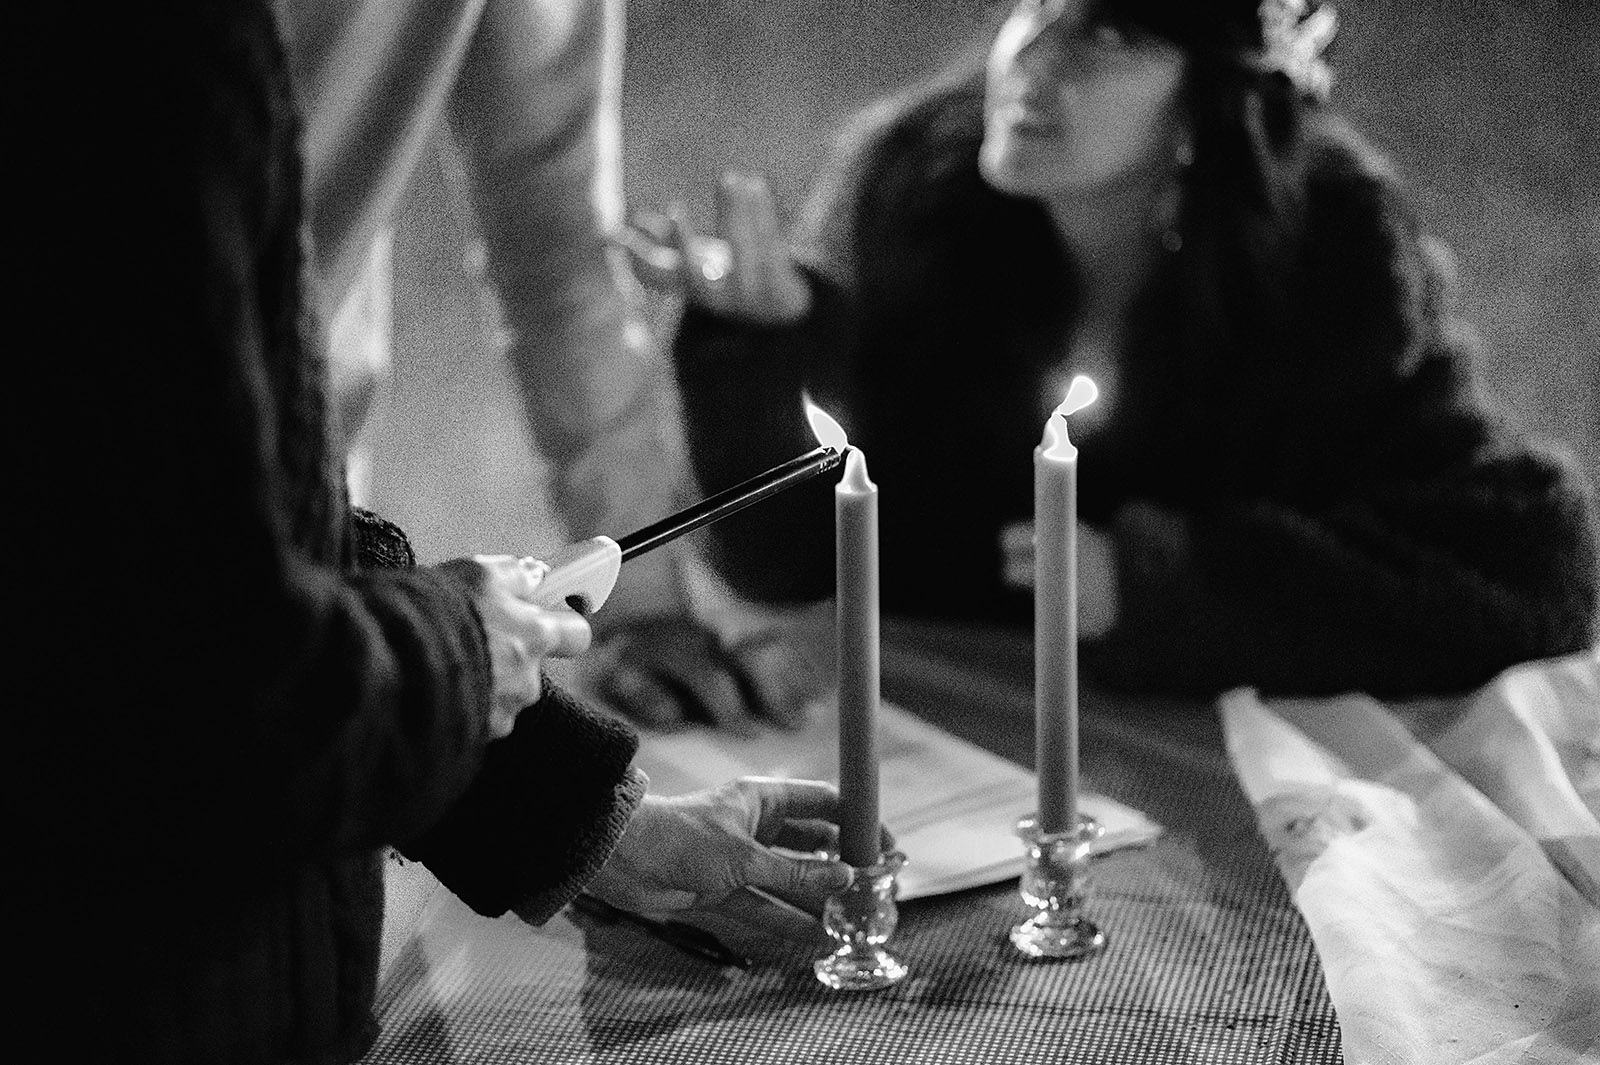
[742,848,854,916]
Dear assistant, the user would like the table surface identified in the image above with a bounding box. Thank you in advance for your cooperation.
[361,617,1342,1065]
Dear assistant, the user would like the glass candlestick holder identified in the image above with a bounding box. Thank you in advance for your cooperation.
[813,849,909,991]
[1009,813,1107,960]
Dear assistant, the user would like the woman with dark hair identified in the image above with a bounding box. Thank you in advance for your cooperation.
[615,0,1599,719]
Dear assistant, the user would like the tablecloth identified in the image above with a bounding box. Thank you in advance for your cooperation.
[1220,649,1600,1065]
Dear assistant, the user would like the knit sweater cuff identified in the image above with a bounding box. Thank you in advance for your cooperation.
[349,505,417,570]
[514,765,648,926]
[398,680,642,918]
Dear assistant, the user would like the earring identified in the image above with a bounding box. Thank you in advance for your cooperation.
[1152,128,1194,253]
[1174,125,1195,169]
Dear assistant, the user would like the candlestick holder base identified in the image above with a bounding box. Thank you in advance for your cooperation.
[813,850,909,991]
[1009,814,1107,960]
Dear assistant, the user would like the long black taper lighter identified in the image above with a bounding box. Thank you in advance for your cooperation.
[531,445,846,614]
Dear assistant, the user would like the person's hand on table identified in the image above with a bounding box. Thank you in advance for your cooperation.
[615,169,811,326]
[1001,519,1120,639]
[577,615,822,731]
[586,776,893,917]
[436,554,592,738]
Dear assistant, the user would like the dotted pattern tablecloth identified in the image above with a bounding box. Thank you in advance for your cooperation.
[362,621,1341,1064]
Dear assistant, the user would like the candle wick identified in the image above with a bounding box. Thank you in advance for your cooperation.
[840,447,874,492]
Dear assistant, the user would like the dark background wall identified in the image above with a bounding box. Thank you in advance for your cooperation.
[369,0,1597,561]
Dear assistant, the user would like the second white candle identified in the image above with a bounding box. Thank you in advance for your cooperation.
[1034,375,1098,835]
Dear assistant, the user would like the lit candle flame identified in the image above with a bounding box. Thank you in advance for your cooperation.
[804,392,849,451]
[1041,375,1098,461]
[1054,375,1098,419]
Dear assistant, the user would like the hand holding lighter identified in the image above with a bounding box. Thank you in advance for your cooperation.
[529,536,623,615]
[524,444,845,616]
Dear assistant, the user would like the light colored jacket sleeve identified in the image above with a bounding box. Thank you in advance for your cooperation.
[447,0,693,615]
[279,0,487,460]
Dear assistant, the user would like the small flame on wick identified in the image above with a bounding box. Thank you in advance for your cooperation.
[804,392,849,451]
[1042,375,1098,460]
[1054,375,1099,419]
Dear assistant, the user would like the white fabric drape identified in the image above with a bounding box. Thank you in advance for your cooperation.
[1220,650,1600,1065]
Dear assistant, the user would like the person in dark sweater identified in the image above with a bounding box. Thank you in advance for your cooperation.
[618,0,1599,718]
[10,5,856,1062]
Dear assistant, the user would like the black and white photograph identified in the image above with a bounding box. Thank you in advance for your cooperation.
[13,1,1598,1062]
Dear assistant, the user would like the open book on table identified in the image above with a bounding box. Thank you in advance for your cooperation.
[633,694,1162,901]
[633,552,1165,902]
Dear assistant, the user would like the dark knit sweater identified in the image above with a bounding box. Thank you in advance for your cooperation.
[11,5,640,1062]
[675,75,1599,700]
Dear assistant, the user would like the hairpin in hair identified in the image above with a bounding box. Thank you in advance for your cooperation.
[1257,0,1339,101]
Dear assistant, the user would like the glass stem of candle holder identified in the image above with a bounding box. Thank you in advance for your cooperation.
[1009,814,1107,960]
[813,850,909,991]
